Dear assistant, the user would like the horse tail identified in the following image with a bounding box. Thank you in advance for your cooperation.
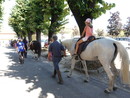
[111,43,118,62]
[114,41,130,85]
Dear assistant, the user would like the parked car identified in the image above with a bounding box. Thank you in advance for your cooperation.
[115,37,130,49]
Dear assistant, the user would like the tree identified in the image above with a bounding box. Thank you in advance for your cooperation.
[0,0,3,20]
[9,0,46,42]
[123,17,130,37]
[9,6,23,37]
[46,0,69,41]
[66,0,115,35]
[0,0,4,29]
[9,0,69,42]
[107,11,122,36]
[28,0,46,42]
[9,0,33,40]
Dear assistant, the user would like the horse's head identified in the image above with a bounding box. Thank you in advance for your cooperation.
[29,41,35,50]
[29,40,41,57]
[61,38,78,55]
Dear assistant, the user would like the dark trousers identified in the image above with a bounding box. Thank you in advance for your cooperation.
[52,57,61,70]
[52,57,63,83]
[18,51,24,57]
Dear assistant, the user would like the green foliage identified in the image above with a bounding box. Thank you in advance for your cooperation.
[0,0,3,21]
[9,0,69,40]
[9,0,46,38]
[67,0,115,34]
[9,0,30,37]
[67,0,115,19]
[43,0,69,39]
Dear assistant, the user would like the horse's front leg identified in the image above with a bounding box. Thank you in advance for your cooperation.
[81,60,89,82]
[30,50,35,58]
[67,58,77,78]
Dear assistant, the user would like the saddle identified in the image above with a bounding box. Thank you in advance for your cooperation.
[76,36,96,55]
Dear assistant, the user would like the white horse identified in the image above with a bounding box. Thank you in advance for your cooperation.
[61,37,130,93]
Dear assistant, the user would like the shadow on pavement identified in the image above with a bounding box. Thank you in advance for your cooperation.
[2,47,75,98]
[2,46,130,98]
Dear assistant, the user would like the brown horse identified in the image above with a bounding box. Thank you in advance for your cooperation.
[29,40,41,59]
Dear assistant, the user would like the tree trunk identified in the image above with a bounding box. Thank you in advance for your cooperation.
[36,29,41,49]
[48,29,53,43]
[36,29,41,42]
[48,0,59,41]
[28,32,33,42]
[67,0,93,35]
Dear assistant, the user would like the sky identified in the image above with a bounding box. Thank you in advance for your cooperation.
[1,0,130,33]
[93,0,130,32]
[1,0,16,33]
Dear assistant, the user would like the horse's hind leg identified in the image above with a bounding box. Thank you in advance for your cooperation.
[100,60,114,93]
[37,50,41,61]
[81,60,89,82]
[110,62,118,91]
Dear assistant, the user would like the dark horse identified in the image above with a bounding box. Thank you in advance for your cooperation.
[29,40,41,59]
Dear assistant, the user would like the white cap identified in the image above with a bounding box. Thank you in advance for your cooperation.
[85,18,91,23]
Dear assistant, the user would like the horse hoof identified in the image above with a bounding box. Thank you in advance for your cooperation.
[113,86,117,91]
[57,81,64,85]
[67,75,71,78]
[84,80,88,83]
[104,89,111,94]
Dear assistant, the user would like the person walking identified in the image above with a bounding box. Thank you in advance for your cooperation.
[16,39,26,63]
[48,35,66,84]
[23,37,28,58]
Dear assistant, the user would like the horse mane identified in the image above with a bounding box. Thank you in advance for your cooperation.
[61,38,78,54]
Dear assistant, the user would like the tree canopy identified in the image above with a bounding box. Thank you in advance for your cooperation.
[8,0,117,41]
[47,0,69,40]
[66,0,115,34]
[9,0,69,42]
[0,0,3,21]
